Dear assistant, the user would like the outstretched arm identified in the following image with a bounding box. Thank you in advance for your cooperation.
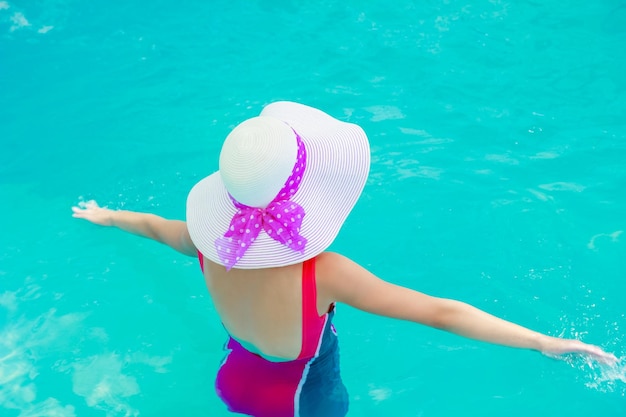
[72,200,197,257]
[317,252,616,364]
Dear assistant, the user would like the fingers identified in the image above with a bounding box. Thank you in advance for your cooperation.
[71,206,87,218]
[588,347,618,365]
[72,200,102,216]
[71,203,99,220]
[542,339,618,366]
[71,201,114,226]
[575,343,618,365]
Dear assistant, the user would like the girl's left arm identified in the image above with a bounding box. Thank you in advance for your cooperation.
[72,200,197,256]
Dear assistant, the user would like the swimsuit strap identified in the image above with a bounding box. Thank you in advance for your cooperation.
[198,250,205,272]
[298,256,325,359]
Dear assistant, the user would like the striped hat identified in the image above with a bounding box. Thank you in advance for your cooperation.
[186,101,370,270]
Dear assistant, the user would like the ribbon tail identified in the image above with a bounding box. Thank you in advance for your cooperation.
[215,236,239,271]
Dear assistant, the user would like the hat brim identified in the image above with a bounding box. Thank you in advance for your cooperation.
[186,101,370,269]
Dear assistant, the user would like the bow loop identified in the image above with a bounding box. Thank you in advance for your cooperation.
[262,200,307,253]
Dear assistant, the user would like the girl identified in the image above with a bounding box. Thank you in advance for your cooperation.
[73,101,615,417]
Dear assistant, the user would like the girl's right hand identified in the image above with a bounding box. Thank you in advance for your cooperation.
[541,336,617,365]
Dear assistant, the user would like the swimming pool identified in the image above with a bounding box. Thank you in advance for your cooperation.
[1,0,624,415]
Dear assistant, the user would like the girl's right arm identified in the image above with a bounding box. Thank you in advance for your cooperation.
[317,252,616,363]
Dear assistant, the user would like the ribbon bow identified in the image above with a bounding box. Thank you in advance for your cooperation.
[215,132,307,269]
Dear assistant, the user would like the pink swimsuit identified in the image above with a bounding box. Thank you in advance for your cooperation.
[199,253,348,417]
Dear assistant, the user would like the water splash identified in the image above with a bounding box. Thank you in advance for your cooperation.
[552,352,626,395]
[9,11,30,32]
[584,356,626,395]
[0,303,80,417]
[587,230,623,250]
[368,384,392,403]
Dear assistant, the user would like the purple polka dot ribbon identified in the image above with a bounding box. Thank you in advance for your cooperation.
[215,131,308,270]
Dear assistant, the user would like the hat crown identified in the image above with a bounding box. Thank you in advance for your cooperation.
[219,116,298,208]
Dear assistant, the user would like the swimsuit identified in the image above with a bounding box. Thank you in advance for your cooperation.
[198,253,348,417]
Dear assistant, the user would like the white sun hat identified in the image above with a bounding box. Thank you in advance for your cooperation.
[186,101,370,269]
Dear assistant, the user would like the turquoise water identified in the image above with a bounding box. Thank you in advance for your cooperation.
[1,0,625,415]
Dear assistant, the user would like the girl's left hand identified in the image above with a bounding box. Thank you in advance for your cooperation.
[71,200,115,226]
